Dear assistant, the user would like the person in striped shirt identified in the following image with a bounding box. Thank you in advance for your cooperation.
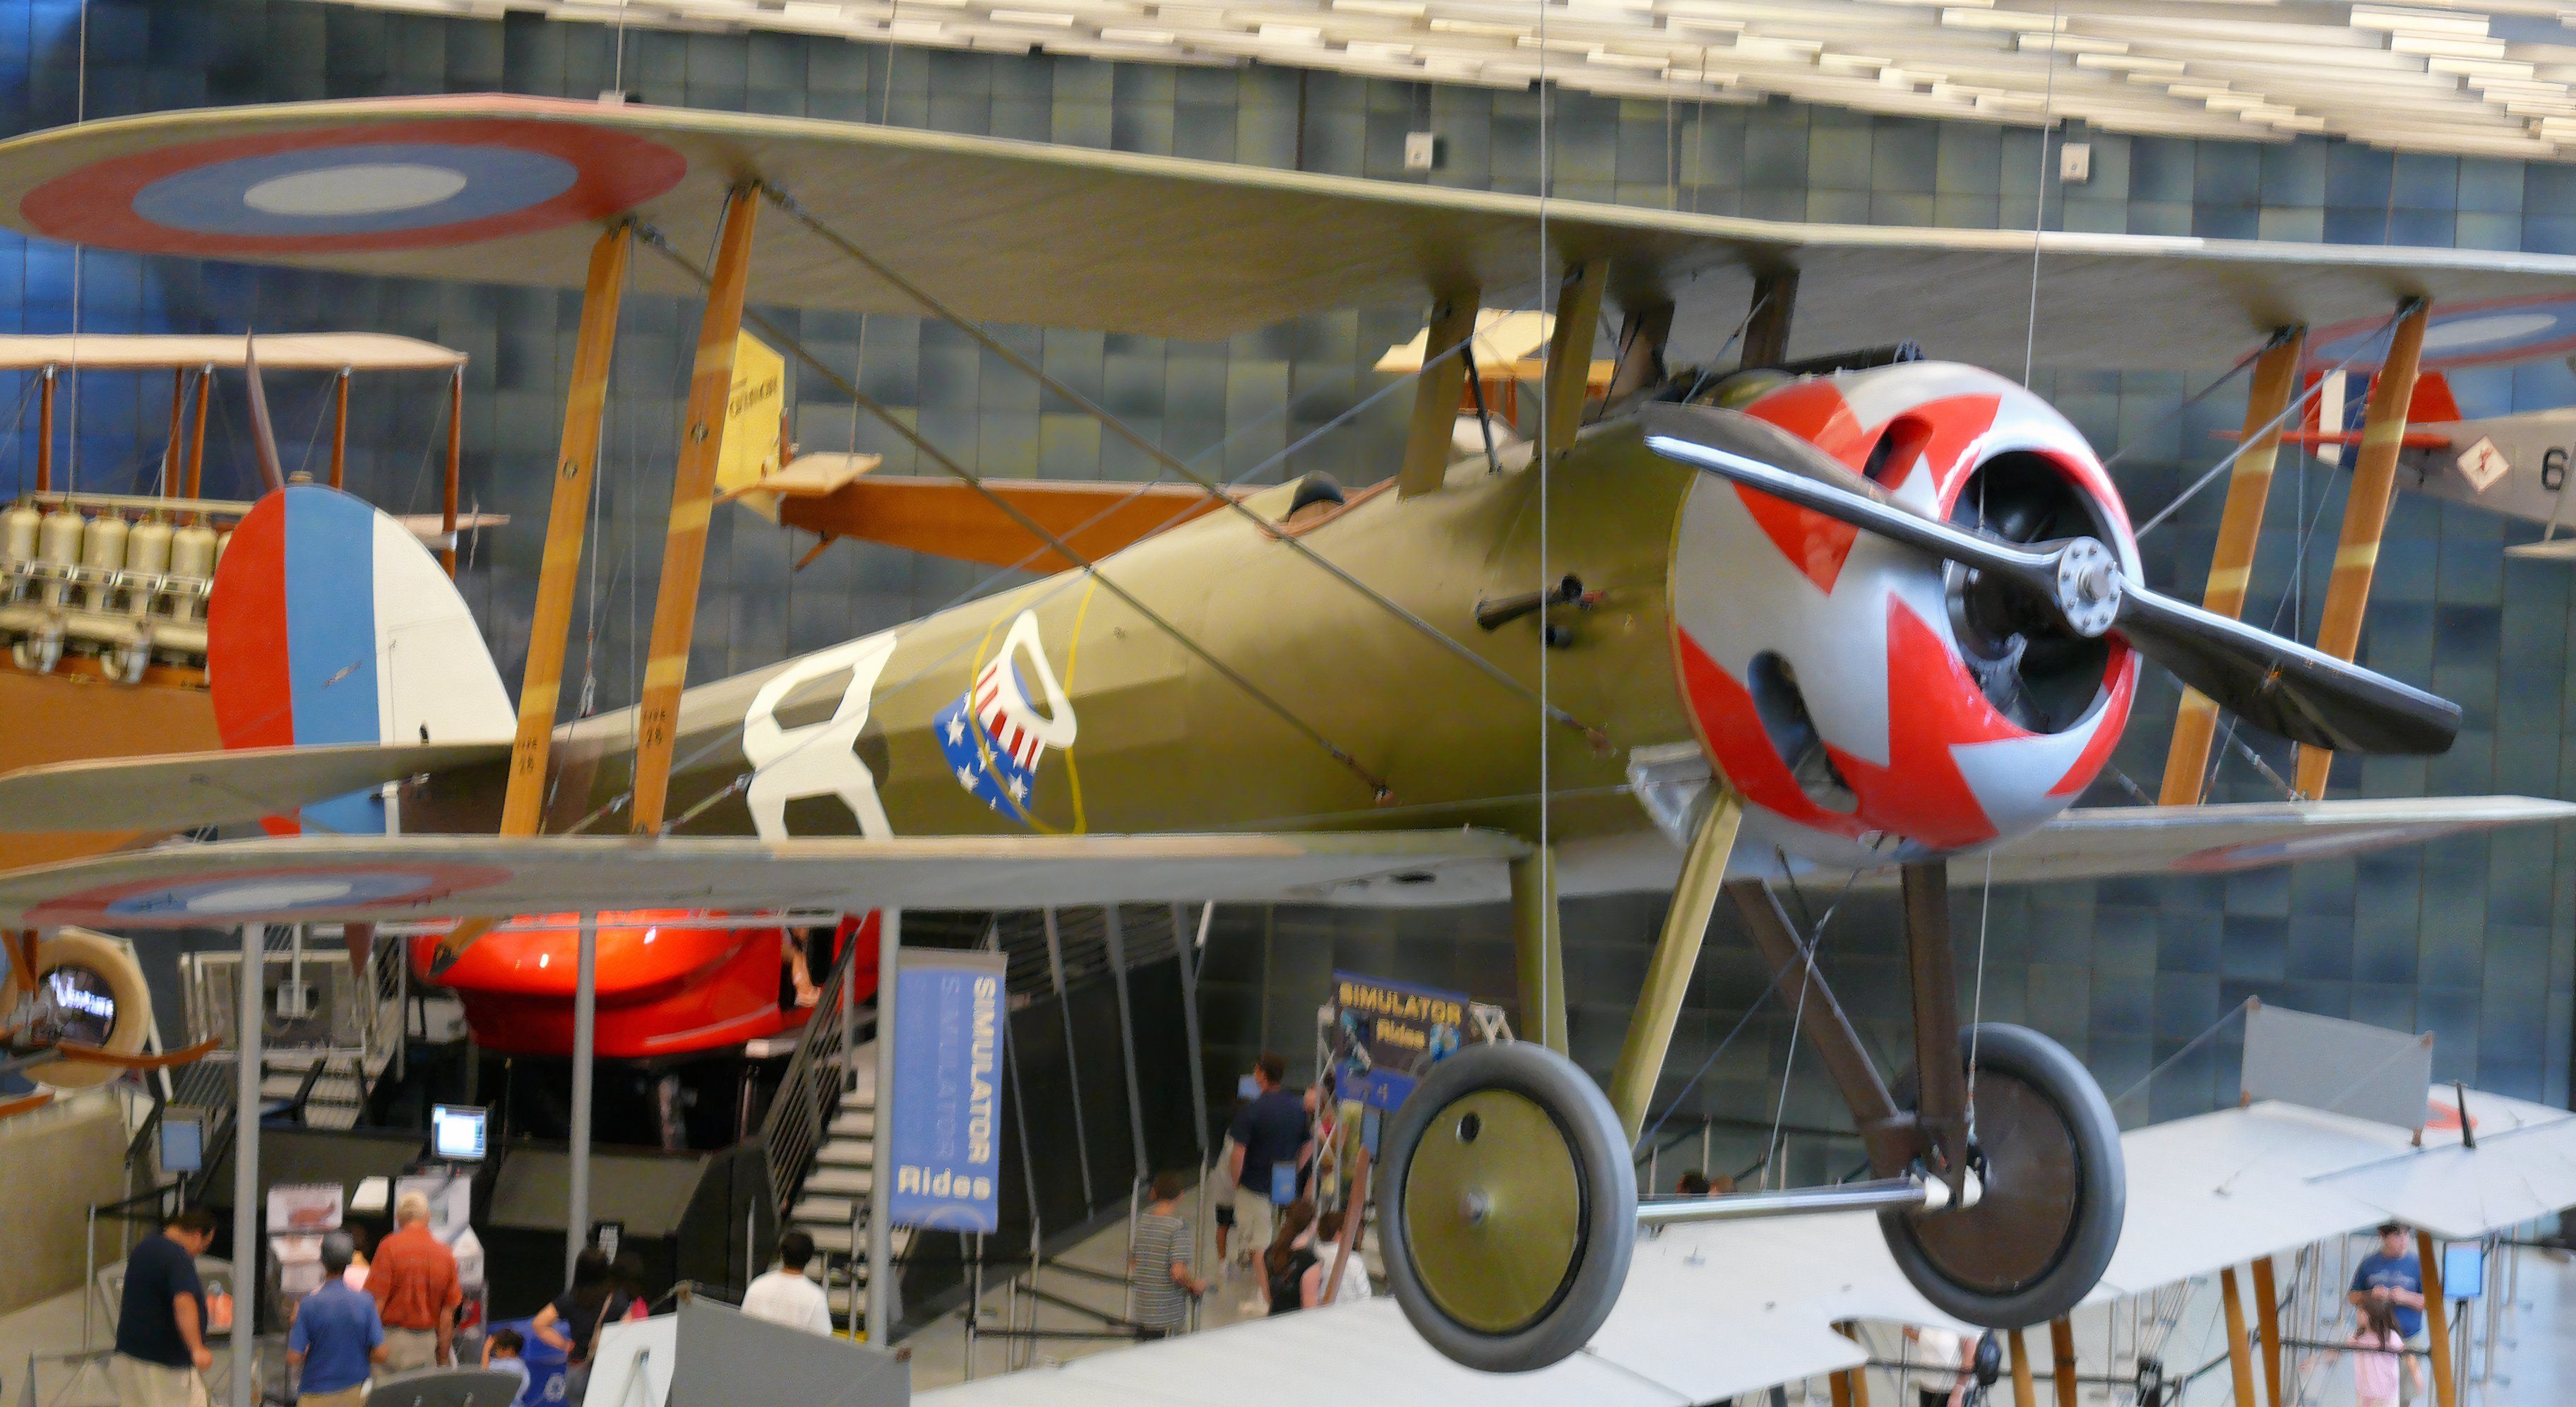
[1128,1171,1205,1338]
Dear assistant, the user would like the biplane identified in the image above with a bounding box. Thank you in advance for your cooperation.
[0,95,2571,1371]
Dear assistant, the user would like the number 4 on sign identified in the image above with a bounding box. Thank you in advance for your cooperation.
[2457,436,2511,493]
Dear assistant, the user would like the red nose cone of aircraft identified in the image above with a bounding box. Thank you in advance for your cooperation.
[1669,362,2140,867]
[411,910,880,1059]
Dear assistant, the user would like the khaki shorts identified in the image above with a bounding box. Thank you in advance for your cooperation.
[1232,1186,1277,1257]
[110,1355,204,1407]
[297,1388,368,1407]
[382,1327,440,1373]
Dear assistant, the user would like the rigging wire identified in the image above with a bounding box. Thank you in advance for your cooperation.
[760,184,1606,747]
[635,221,1397,803]
[2134,307,2407,540]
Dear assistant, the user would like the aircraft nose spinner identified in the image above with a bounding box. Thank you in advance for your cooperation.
[1660,362,2142,868]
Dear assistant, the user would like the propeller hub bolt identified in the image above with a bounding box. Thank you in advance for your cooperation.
[2053,538,2121,638]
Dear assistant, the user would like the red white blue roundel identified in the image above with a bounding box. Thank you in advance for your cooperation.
[20,117,685,256]
[2308,295,2576,373]
[26,863,513,929]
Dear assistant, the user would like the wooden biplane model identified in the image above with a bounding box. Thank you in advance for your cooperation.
[0,95,2570,1370]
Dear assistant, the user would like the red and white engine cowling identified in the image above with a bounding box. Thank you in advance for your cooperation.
[1667,362,2140,868]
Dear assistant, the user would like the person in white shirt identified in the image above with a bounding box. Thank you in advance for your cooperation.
[740,1231,835,1335]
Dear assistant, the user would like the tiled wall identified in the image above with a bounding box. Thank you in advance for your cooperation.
[6,1,2570,1159]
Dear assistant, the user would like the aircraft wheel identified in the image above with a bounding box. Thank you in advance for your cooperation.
[26,928,154,1091]
[1882,1023,2123,1328]
[1378,1041,1634,1373]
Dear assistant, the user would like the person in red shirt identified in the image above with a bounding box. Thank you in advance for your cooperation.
[367,1193,461,1371]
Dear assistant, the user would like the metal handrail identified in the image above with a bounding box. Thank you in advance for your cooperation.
[761,936,873,1216]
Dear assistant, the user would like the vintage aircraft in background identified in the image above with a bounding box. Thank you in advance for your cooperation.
[0,926,216,1120]
[0,96,2570,1373]
[2255,295,2576,559]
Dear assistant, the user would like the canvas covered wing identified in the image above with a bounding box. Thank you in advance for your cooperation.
[914,1086,2576,1407]
[1912,794,2576,886]
[0,830,1530,927]
[9,95,2576,365]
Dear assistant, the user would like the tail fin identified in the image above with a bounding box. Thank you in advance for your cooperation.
[207,482,512,834]
[714,329,789,520]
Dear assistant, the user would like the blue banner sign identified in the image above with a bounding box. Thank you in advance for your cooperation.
[1330,970,1468,1112]
[888,949,1007,1232]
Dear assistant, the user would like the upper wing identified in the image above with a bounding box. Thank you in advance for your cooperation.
[8,95,2576,366]
[0,831,1528,927]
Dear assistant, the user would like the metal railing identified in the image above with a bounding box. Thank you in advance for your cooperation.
[760,936,873,1216]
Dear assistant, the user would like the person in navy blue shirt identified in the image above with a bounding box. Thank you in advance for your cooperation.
[1226,1054,1311,1274]
[2349,1222,2428,1371]
[288,1233,387,1407]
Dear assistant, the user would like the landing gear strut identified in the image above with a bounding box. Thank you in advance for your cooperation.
[1377,860,2124,1375]
[1739,864,2123,1326]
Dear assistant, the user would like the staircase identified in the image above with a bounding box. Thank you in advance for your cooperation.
[260,1049,378,1130]
[775,1041,914,1319]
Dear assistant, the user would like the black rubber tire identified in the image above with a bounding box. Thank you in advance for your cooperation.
[1880,1023,2124,1329]
[1378,1042,1635,1373]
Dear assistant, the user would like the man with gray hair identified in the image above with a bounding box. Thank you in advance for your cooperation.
[367,1192,460,1372]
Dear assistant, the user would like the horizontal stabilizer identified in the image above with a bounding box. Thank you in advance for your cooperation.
[782,474,1244,570]
[0,742,508,833]
[0,830,1530,927]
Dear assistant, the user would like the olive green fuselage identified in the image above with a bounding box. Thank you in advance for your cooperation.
[505,425,1702,852]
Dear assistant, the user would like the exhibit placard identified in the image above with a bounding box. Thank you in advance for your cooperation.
[1330,970,1468,1111]
[888,949,1006,1231]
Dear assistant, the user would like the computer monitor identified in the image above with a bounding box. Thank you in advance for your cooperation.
[430,1104,489,1161]
[2443,1242,2486,1300]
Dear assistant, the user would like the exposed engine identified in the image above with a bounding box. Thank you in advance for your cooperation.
[1664,361,2140,867]
[0,493,236,681]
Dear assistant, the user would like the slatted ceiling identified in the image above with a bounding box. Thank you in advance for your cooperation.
[326,0,2576,159]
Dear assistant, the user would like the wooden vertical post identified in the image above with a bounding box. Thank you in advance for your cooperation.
[2008,1326,2037,1407]
[1539,259,1607,461]
[2294,301,2428,798]
[2222,1265,2260,1407]
[2253,1254,2285,1407]
[1397,291,1479,499]
[2049,1317,2077,1407]
[497,225,630,838]
[328,367,350,489]
[1842,1322,1871,1407]
[1608,788,1743,1141]
[2419,1230,2458,1407]
[37,365,54,492]
[1606,299,1675,401]
[160,369,185,498]
[1743,269,1799,368]
[442,365,463,577]
[631,189,761,834]
[184,367,210,500]
[1510,845,1566,1055]
[2160,328,2304,805]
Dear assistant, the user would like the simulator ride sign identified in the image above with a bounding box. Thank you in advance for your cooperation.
[1330,970,1468,1112]
[888,949,1006,1232]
